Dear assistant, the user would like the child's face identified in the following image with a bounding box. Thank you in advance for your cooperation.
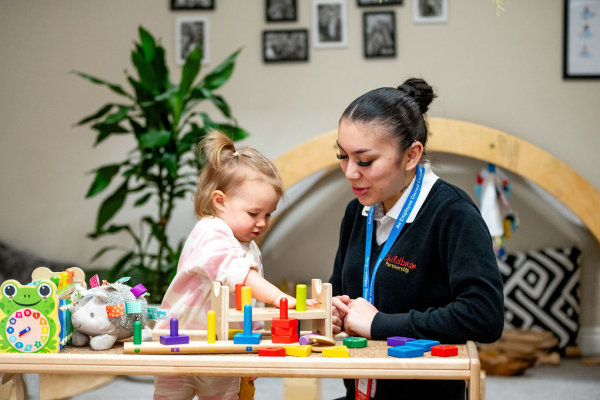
[214,179,280,243]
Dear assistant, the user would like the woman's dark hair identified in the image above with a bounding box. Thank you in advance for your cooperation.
[339,78,436,153]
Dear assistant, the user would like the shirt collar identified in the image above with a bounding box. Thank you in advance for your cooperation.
[361,162,439,223]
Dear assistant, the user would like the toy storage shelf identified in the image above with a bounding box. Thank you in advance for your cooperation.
[211,279,332,340]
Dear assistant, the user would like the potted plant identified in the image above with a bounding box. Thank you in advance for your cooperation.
[75,26,249,303]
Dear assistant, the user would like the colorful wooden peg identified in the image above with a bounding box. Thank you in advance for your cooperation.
[296,284,306,311]
[207,310,216,344]
[160,318,190,345]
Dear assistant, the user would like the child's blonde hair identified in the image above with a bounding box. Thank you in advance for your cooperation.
[194,130,284,218]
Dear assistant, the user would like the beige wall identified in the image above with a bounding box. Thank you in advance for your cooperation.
[1,1,599,350]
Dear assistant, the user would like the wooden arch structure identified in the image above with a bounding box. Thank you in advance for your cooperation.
[273,118,600,246]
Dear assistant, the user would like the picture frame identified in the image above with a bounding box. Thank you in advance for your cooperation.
[563,0,600,79]
[313,0,348,48]
[363,11,396,58]
[175,16,210,65]
[358,0,403,7]
[171,0,215,10]
[266,0,298,22]
[412,0,448,23]
[263,29,309,63]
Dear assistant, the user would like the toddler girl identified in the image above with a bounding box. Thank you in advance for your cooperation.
[154,130,296,400]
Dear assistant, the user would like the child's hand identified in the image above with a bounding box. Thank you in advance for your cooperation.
[273,293,296,308]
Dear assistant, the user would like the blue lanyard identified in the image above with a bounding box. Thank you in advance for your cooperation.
[363,165,424,304]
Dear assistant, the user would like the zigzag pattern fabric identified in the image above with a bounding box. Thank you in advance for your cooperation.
[497,246,581,350]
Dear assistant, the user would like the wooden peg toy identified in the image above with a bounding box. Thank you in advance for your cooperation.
[207,310,216,344]
[233,304,261,344]
[160,318,190,345]
[296,284,307,311]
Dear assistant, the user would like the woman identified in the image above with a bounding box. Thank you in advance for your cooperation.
[329,78,504,399]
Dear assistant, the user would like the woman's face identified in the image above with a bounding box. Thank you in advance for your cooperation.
[337,119,413,211]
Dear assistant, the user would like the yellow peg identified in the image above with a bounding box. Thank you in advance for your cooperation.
[207,310,216,344]
[241,286,252,308]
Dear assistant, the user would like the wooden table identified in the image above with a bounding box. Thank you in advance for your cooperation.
[0,340,481,400]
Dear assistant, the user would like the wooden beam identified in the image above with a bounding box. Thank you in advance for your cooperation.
[272,118,600,246]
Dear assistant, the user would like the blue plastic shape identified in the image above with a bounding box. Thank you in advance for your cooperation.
[388,345,424,358]
[233,332,262,345]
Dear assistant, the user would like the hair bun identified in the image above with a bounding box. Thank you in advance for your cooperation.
[397,78,436,114]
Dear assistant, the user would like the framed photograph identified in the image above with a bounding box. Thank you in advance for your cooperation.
[313,0,348,48]
[412,0,448,23]
[358,0,403,6]
[175,17,210,65]
[363,11,396,58]
[266,0,298,22]
[263,29,309,63]
[171,0,215,10]
[564,0,600,79]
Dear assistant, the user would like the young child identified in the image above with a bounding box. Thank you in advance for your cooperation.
[154,130,297,400]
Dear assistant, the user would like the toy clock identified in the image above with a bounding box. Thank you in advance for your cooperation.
[0,279,59,353]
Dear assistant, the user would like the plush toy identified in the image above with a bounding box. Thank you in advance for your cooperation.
[69,282,151,351]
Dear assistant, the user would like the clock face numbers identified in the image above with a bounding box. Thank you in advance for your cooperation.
[5,308,49,352]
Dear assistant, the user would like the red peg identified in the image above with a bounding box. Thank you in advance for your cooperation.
[280,297,288,319]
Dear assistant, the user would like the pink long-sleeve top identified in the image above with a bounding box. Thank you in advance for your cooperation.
[157,217,263,330]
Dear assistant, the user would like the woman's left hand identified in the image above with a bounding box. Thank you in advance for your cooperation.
[343,297,378,339]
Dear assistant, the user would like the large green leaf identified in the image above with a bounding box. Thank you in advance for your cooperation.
[76,104,114,126]
[161,153,179,178]
[72,71,130,98]
[103,105,132,125]
[92,122,129,146]
[198,48,241,91]
[138,26,156,62]
[179,46,202,98]
[134,192,153,207]
[209,94,232,119]
[96,181,128,232]
[89,245,119,262]
[139,129,171,149]
[86,164,121,198]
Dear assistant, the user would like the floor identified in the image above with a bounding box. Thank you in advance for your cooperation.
[68,358,600,400]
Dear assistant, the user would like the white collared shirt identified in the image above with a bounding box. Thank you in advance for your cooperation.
[362,162,439,245]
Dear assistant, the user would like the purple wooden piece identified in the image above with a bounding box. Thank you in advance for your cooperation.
[386,336,415,347]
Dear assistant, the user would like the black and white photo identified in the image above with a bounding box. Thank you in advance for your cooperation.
[363,11,396,58]
[564,0,600,79]
[171,0,215,10]
[412,0,448,23]
[357,0,403,7]
[175,17,210,65]
[263,29,309,62]
[266,0,297,22]
[313,0,347,48]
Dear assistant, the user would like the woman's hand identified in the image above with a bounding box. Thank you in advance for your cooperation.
[332,295,351,334]
[343,297,378,339]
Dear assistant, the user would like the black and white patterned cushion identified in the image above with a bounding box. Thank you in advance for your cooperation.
[497,246,581,350]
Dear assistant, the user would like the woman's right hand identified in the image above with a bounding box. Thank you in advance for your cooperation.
[331,295,351,334]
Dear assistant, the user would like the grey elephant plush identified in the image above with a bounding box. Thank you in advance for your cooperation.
[69,282,152,351]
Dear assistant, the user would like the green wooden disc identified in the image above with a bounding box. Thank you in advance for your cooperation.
[343,337,367,348]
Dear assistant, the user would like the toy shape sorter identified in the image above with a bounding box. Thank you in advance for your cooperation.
[124,279,333,355]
